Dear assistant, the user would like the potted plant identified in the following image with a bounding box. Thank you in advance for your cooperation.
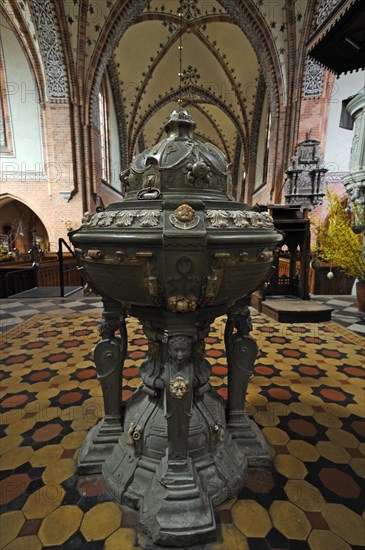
[312,191,365,312]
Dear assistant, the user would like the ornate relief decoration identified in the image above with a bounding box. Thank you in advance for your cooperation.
[206,210,230,228]
[81,209,161,228]
[115,210,137,227]
[285,138,327,208]
[205,210,274,229]
[29,0,68,100]
[169,204,200,230]
[139,209,161,227]
[304,57,324,96]
[316,0,342,28]
[170,376,189,399]
[186,161,212,188]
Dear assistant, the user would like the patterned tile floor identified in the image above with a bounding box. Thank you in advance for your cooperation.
[0,308,364,549]
[1,295,364,337]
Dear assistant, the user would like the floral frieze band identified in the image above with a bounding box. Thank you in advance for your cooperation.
[81,210,162,228]
[205,210,274,228]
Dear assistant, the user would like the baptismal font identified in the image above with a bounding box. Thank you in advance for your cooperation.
[70,109,283,546]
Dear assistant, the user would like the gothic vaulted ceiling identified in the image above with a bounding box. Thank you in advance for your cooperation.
[2,0,316,172]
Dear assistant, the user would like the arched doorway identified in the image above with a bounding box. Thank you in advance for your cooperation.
[0,198,49,256]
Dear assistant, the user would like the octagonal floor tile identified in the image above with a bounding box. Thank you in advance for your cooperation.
[350,457,365,478]
[274,454,307,479]
[213,525,249,550]
[38,505,83,546]
[81,502,122,541]
[0,447,34,471]
[308,529,352,550]
[284,479,325,512]
[0,511,25,546]
[326,428,359,448]
[319,467,361,499]
[270,501,311,540]
[231,500,272,537]
[32,423,63,443]
[316,441,351,464]
[2,535,42,550]
[0,434,23,455]
[104,528,140,550]
[287,440,320,462]
[0,473,31,505]
[30,445,64,467]
[42,458,76,484]
[262,427,289,446]
[322,503,365,546]
[5,418,36,435]
[23,485,65,519]
[61,430,87,450]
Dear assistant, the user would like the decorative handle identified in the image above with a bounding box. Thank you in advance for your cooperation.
[137,187,161,200]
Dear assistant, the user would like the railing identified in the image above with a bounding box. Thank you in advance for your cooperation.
[1,267,36,298]
[57,238,82,297]
[0,241,81,298]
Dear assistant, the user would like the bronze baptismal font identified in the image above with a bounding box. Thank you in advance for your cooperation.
[70,110,283,547]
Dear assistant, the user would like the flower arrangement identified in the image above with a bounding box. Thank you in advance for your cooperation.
[312,191,365,284]
[0,244,10,262]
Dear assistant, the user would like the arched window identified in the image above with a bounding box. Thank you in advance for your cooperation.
[98,77,110,183]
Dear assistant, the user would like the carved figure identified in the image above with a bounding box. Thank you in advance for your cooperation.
[186,160,212,188]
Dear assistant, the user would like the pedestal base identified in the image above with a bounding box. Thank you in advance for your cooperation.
[228,411,271,469]
[140,456,216,547]
[78,417,123,475]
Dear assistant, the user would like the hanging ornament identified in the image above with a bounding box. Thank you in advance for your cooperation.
[327,267,334,280]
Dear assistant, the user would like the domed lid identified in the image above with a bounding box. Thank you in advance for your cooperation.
[121,109,233,201]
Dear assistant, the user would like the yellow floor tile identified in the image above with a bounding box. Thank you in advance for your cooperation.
[231,500,271,537]
[313,412,343,429]
[322,504,365,546]
[2,383,29,394]
[61,431,87,450]
[308,529,352,550]
[0,434,23,455]
[58,381,80,391]
[104,528,139,550]
[23,485,65,519]
[262,427,289,445]
[270,501,311,540]
[35,388,60,400]
[213,525,249,550]
[284,479,325,511]
[274,454,307,479]
[287,440,320,462]
[288,403,314,416]
[253,411,280,427]
[316,441,351,464]
[0,447,34,471]
[0,511,25,547]
[30,445,64,467]
[42,458,76,484]
[38,505,83,546]
[3,535,42,550]
[326,428,360,448]
[81,502,122,541]
[349,457,365,478]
